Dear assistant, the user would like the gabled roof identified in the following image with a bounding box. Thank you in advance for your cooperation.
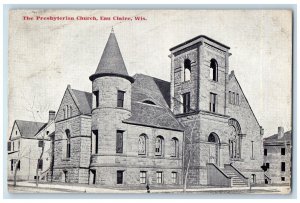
[124,74,183,131]
[132,74,171,108]
[124,102,184,131]
[71,89,92,115]
[264,130,292,143]
[228,71,261,127]
[14,120,47,139]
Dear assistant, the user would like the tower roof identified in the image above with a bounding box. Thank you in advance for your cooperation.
[89,31,134,83]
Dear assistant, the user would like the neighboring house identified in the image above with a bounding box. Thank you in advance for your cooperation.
[51,31,264,187]
[263,127,292,185]
[8,111,55,181]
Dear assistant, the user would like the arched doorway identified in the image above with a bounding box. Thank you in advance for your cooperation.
[208,133,220,166]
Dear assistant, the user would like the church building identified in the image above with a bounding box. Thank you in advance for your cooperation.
[48,30,264,187]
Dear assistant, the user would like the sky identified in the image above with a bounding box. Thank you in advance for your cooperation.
[8,10,292,138]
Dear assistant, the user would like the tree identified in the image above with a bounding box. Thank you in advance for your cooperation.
[21,93,51,187]
[172,96,199,192]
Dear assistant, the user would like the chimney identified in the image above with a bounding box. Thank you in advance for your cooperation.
[278,126,284,139]
[48,110,56,123]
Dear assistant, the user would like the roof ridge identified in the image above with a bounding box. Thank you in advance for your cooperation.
[133,73,170,83]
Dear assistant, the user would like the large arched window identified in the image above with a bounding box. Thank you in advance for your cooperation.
[184,59,191,82]
[171,137,179,157]
[155,136,164,156]
[65,129,71,158]
[210,59,218,81]
[228,118,242,159]
[138,134,147,155]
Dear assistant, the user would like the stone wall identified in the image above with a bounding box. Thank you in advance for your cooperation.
[53,115,91,183]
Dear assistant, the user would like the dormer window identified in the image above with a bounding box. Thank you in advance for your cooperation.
[184,59,191,82]
[210,59,218,81]
[142,100,156,105]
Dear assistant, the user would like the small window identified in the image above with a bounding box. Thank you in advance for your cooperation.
[251,174,256,184]
[184,59,191,81]
[281,162,285,172]
[232,92,235,105]
[281,177,285,181]
[10,160,14,171]
[172,172,178,184]
[117,90,125,108]
[8,142,11,151]
[251,141,254,159]
[281,148,286,155]
[17,161,20,170]
[266,163,270,169]
[140,171,146,184]
[182,92,190,113]
[66,105,69,118]
[38,159,43,170]
[265,179,268,184]
[92,130,99,154]
[117,170,124,184]
[66,129,71,158]
[209,93,217,113]
[16,131,17,135]
[93,91,99,108]
[63,109,66,119]
[116,130,124,153]
[236,93,239,105]
[264,149,267,156]
[38,140,44,148]
[210,59,218,81]
[69,106,72,117]
[156,172,163,184]
[229,91,232,104]
[12,142,14,151]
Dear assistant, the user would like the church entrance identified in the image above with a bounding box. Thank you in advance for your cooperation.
[208,133,220,166]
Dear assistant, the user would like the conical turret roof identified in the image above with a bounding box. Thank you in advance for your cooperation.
[89,31,134,83]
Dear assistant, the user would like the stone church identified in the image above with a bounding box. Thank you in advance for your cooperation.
[50,30,264,187]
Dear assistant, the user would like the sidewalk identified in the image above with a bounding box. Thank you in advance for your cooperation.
[7,181,290,194]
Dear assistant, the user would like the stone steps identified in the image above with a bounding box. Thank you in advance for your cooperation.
[223,169,247,187]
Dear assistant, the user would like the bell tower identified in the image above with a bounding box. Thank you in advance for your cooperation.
[170,35,230,116]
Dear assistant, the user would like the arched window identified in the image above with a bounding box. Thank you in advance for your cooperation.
[155,136,164,156]
[138,134,147,155]
[210,59,218,81]
[171,137,179,157]
[228,118,242,159]
[184,59,191,81]
[65,129,71,158]
[208,133,216,143]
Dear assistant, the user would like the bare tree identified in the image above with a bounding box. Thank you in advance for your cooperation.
[182,120,198,192]
[172,96,199,192]
[21,93,51,187]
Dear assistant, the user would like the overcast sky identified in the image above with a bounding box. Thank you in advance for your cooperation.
[8,10,292,138]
